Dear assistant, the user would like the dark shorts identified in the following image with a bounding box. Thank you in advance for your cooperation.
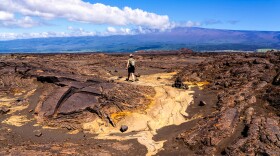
[128,66,135,73]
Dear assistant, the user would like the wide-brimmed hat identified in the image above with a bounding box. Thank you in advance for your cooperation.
[129,54,133,57]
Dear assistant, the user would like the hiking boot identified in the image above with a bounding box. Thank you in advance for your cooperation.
[125,78,129,81]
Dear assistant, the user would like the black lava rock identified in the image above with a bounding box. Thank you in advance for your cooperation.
[120,125,128,133]
[172,77,189,90]
[272,72,280,85]
[199,101,206,106]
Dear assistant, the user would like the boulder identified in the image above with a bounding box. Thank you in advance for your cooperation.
[120,125,128,133]
[172,77,189,89]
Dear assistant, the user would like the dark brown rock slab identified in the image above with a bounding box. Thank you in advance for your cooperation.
[55,81,89,88]
[217,108,238,131]
[39,87,72,117]
[58,92,99,115]
[80,85,103,95]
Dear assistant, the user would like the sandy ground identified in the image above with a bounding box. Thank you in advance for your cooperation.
[81,72,201,156]
[0,71,212,156]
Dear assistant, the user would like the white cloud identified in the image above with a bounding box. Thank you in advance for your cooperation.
[67,27,96,36]
[169,21,201,28]
[0,16,39,28]
[67,26,73,30]
[103,26,133,36]
[0,10,40,28]
[0,0,170,29]
[0,28,96,40]
[0,11,14,20]
[185,21,201,27]
[134,26,156,34]
[107,27,117,33]
[120,28,131,34]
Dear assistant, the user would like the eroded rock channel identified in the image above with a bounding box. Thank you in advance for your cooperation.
[0,51,279,155]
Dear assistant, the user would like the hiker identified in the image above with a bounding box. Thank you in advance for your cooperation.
[126,54,135,81]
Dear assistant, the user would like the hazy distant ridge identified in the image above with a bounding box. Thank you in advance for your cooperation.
[0,27,279,53]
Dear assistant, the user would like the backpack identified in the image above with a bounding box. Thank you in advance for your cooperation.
[129,59,135,67]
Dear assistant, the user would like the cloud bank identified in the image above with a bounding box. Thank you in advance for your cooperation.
[0,0,170,29]
[0,28,97,40]
[0,0,203,40]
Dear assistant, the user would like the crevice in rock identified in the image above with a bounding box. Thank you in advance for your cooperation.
[37,76,60,83]
[241,125,249,137]
[76,90,102,96]
[86,106,103,118]
[53,87,77,116]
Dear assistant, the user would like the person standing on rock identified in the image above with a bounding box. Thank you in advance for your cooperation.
[126,54,136,82]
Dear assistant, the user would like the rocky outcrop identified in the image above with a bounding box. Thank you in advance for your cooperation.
[176,52,280,155]
[0,52,279,155]
[0,54,156,130]
[226,117,280,156]
[34,75,155,128]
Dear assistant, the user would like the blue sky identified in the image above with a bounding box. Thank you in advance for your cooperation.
[91,0,279,30]
[0,0,279,40]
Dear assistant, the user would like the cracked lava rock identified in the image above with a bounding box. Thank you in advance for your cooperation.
[0,51,279,156]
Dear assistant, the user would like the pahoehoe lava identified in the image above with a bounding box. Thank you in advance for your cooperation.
[0,51,279,155]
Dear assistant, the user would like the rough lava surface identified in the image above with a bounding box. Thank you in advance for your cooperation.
[0,51,279,155]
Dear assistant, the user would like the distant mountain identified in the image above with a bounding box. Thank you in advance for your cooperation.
[0,27,279,53]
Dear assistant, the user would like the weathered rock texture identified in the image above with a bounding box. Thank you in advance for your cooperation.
[177,52,280,155]
[0,52,279,155]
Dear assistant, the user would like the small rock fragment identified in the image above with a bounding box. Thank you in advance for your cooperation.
[120,125,128,133]
[246,96,256,104]
[0,136,6,141]
[34,130,42,137]
[135,73,141,77]
[272,72,280,85]
[245,107,254,124]
[257,81,268,89]
[199,101,206,106]
[65,125,73,131]
[0,107,10,115]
